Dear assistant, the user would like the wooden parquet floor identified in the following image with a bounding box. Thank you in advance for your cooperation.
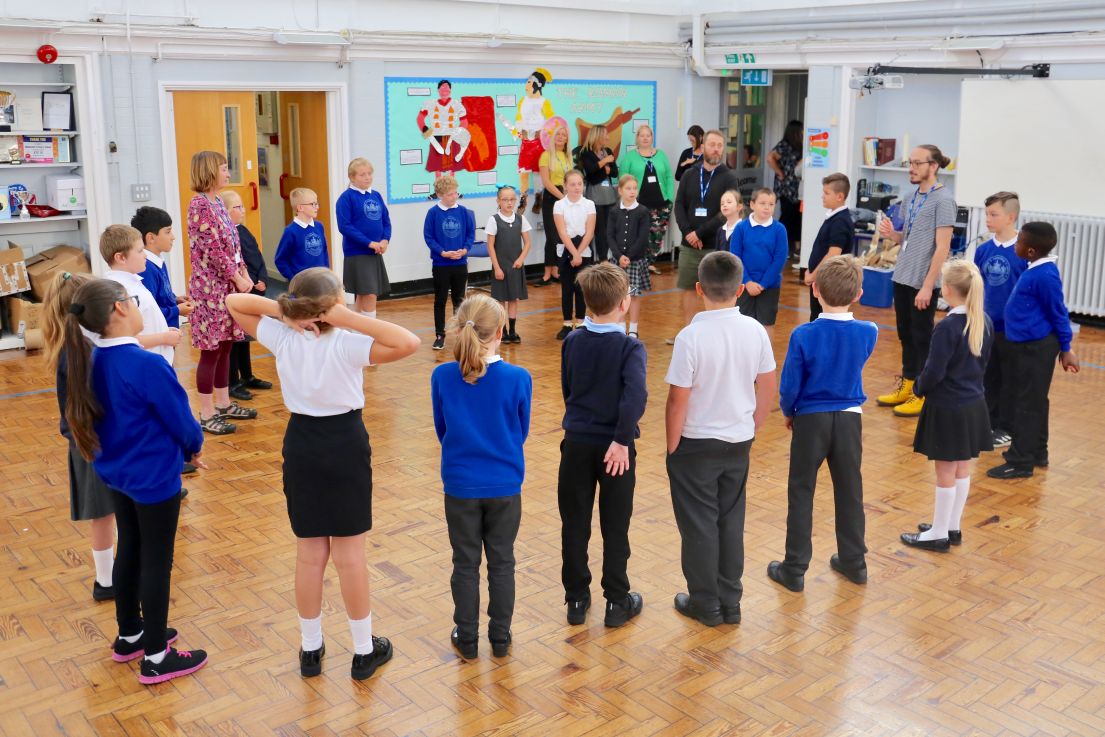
[2,266,1104,737]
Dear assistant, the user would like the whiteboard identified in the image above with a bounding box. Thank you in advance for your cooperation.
[957,79,1105,218]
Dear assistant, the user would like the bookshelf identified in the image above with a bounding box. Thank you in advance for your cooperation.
[859,165,956,177]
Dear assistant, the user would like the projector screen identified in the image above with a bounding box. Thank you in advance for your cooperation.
[957,79,1105,218]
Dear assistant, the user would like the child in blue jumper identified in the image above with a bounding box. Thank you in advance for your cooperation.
[424,175,475,350]
[988,222,1080,479]
[62,277,207,685]
[431,293,532,659]
[769,256,877,592]
[728,187,789,330]
[337,158,391,319]
[132,206,194,330]
[275,187,329,280]
[973,192,1027,447]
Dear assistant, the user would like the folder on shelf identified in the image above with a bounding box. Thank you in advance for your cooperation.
[876,139,896,166]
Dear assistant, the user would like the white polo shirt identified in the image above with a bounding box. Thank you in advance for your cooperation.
[103,269,173,365]
[552,196,596,257]
[256,316,375,417]
[665,306,776,443]
[485,211,533,235]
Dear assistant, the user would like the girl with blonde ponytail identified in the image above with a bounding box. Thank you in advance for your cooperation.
[901,259,994,553]
[431,293,533,659]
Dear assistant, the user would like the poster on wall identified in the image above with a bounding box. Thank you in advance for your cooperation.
[384,76,657,204]
[807,128,830,168]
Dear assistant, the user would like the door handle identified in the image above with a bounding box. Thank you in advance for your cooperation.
[279,173,290,200]
[249,181,259,210]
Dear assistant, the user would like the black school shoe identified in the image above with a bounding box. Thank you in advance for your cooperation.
[555,325,573,340]
[900,532,951,551]
[228,384,253,401]
[766,561,805,592]
[490,633,511,658]
[673,593,722,626]
[918,523,962,546]
[182,462,197,476]
[604,592,643,627]
[721,604,741,625]
[451,627,478,660]
[351,636,393,680]
[244,376,273,390]
[987,462,1034,479]
[300,641,325,677]
[93,580,115,601]
[566,598,590,625]
[829,554,868,584]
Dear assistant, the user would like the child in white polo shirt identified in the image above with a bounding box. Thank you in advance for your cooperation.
[552,169,597,339]
[664,250,776,627]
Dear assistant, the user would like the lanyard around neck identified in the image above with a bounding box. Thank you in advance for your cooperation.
[699,165,717,203]
[906,183,940,235]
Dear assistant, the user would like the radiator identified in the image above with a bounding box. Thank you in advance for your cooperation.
[967,207,1105,317]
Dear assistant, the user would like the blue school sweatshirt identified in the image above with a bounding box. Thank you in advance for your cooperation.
[91,341,204,503]
[275,220,329,280]
[561,320,648,446]
[337,188,392,258]
[974,237,1027,333]
[779,315,878,417]
[431,359,532,498]
[1003,259,1073,352]
[424,204,474,267]
[728,217,789,289]
[139,255,179,328]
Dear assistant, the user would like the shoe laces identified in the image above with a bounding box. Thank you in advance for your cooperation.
[176,649,192,658]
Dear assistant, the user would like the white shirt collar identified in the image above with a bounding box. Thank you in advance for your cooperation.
[825,205,848,219]
[1028,254,1058,269]
[94,336,142,348]
[993,232,1018,248]
[103,269,143,287]
[496,210,517,223]
[486,354,503,364]
[816,312,855,321]
[723,219,739,233]
[143,249,165,268]
[948,305,968,314]
[294,217,314,228]
[437,202,458,211]
[349,185,373,195]
[750,215,774,228]
[690,306,742,323]
[564,196,585,205]
[619,200,640,210]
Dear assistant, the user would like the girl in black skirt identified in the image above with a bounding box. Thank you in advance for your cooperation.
[901,260,993,552]
[226,269,419,680]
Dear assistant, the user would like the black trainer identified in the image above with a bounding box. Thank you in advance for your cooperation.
[451,627,478,660]
[604,592,643,627]
[112,628,178,662]
[92,580,115,602]
[918,523,962,545]
[432,335,446,351]
[556,325,573,340]
[351,636,393,680]
[300,641,325,677]
[566,598,590,625]
[137,646,208,684]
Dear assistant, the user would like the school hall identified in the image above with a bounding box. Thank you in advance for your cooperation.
[2,1,1105,735]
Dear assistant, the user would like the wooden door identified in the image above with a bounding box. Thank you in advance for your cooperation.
[278,92,332,261]
[171,91,261,278]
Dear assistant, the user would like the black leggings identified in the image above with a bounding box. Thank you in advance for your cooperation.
[433,264,468,336]
[228,340,253,386]
[559,239,592,321]
[112,489,182,657]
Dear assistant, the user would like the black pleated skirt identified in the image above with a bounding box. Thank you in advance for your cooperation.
[282,409,373,538]
[913,397,993,461]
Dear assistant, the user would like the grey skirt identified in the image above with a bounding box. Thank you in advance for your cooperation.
[68,442,115,521]
[343,254,391,298]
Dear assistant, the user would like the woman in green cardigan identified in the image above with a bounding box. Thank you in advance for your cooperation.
[620,124,674,273]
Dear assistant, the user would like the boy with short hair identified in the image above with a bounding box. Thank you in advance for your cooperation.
[559,262,647,628]
[132,206,194,331]
[804,173,855,321]
[665,250,776,626]
[424,175,474,350]
[727,187,790,331]
[101,224,181,365]
[973,192,1027,447]
[988,222,1080,479]
[275,187,329,281]
[768,256,877,592]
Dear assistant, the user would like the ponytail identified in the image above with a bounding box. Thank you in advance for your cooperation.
[42,270,94,370]
[452,293,507,384]
[943,259,986,357]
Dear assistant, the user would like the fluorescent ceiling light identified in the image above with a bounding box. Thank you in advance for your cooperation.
[934,37,1006,51]
[91,13,196,26]
[273,32,351,46]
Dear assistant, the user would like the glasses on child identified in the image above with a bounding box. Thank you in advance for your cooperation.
[117,294,140,308]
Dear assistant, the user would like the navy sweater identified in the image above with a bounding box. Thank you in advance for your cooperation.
[275,221,329,280]
[728,218,790,289]
[431,360,532,498]
[337,188,392,258]
[779,316,878,417]
[91,342,204,503]
[808,209,855,273]
[139,257,179,329]
[561,327,648,446]
[1004,260,1072,351]
[914,312,993,405]
[424,204,474,267]
[237,224,267,293]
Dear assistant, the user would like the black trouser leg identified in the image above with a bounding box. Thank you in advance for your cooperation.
[985,331,1014,432]
[558,440,598,601]
[449,264,467,314]
[432,265,467,335]
[112,490,181,657]
[893,283,939,379]
[558,246,591,322]
[483,495,521,641]
[809,285,823,321]
[445,495,489,640]
[595,444,635,603]
[1005,335,1059,468]
[827,413,866,569]
[228,341,252,386]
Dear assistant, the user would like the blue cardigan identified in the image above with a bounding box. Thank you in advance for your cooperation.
[728,218,789,289]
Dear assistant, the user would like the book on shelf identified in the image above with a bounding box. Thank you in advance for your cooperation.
[876,139,896,166]
[863,137,878,166]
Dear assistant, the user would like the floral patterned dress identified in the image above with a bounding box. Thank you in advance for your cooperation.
[187,194,245,350]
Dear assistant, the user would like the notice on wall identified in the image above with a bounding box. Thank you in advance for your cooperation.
[807,128,830,168]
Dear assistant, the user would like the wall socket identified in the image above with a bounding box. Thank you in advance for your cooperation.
[131,183,152,202]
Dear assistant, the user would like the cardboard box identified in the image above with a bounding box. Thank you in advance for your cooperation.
[0,245,30,297]
[7,296,42,336]
[20,244,90,301]
[45,174,85,211]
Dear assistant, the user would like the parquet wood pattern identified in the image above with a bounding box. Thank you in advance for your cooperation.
[1,266,1104,736]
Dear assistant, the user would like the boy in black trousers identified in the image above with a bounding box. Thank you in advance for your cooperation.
[558,263,647,627]
[804,173,854,321]
[769,256,877,591]
[222,190,271,400]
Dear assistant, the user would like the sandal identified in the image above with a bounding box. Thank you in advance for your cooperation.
[216,402,258,421]
[200,414,237,435]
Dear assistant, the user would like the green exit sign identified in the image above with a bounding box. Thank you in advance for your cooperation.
[725,53,757,64]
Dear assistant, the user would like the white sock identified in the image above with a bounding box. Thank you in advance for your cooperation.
[299,615,323,652]
[92,547,114,587]
[362,310,377,319]
[348,613,374,655]
[949,477,970,532]
[628,322,638,334]
[120,630,142,644]
[145,647,167,663]
[918,486,956,540]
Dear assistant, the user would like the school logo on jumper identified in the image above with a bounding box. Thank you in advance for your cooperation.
[981,254,1011,286]
[441,215,462,239]
[305,233,324,257]
[364,199,382,221]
